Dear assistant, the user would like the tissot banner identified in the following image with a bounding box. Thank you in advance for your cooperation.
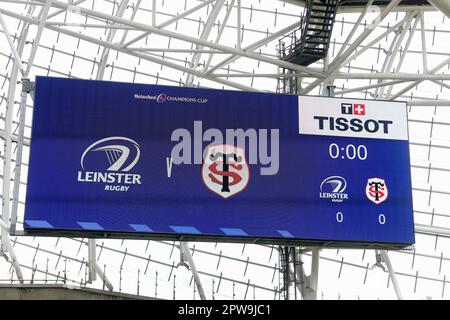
[24,76,414,247]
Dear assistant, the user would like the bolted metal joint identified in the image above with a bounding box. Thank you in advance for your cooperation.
[21,79,35,93]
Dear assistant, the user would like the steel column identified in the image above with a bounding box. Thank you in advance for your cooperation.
[0,3,36,283]
[87,0,130,290]
[386,13,419,98]
[376,12,415,98]
[185,0,226,86]
[25,0,51,75]
[236,0,241,49]
[9,84,29,235]
[381,250,403,300]
[180,242,206,300]
[88,239,97,283]
[96,0,129,79]
[202,0,235,72]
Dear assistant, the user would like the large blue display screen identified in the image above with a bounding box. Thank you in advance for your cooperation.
[24,76,414,248]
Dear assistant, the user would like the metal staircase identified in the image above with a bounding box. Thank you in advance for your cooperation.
[276,0,339,94]
[278,0,339,67]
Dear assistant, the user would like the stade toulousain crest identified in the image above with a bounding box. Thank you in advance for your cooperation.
[366,177,388,204]
[201,144,250,199]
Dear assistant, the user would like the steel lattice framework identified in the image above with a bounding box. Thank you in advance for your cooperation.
[0,0,449,300]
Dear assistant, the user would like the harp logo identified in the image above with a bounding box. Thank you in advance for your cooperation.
[319,176,348,202]
[77,137,142,192]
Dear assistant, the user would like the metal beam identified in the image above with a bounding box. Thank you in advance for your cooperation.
[118,0,141,46]
[386,13,420,98]
[129,48,224,53]
[291,247,319,300]
[0,220,9,233]
[34,0,323,77]
[428,0,450,19]
[213,72,450,81]
[0,128,29,145]
[97,0,129,79]
[205,20,302,75]
[25,0,51,75]
[281,0,435,13]
[302,248,319,300]
[433,79,450,91]
[419,10,428,74]
[390,56,450,99]
[376,12,415,98]
[408,100,450,106]
[87,0,130,290]
[45,0,321,77]
[93,261,114,291]
[180,242,206,300]
[0,7,258,91]
[10,83,29,235]
[336,72,450,81]
[88,238,97,283]
[0,11,26,75]
[335,79,406,96]
[202,0,235,72]
[301,0,403,94]
[0,3,36,284]
[341,11,416,72]
[122,0,216,48]
[236,0,241,49]
[415,224,450,236]
[27,0,326,77]
[152,0,156,27]
[334,0,374,64]
[46,0,87,20]
[381,250,403,300]
[185,0,226,86]
[2,237,23,282]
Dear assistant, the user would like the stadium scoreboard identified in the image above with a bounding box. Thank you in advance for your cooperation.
[23,77,414,248]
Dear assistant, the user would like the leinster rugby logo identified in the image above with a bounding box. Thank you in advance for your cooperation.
[319,176,348,202]
[366,177,388,204]
[77,137,142,192]
[201,144,249,199]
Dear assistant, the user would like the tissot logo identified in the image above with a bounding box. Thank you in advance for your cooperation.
[299,96,408,141]
[341,103,365,116]
[314,102,392,135]
[319,176,348,202]
[77,137,142,192]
